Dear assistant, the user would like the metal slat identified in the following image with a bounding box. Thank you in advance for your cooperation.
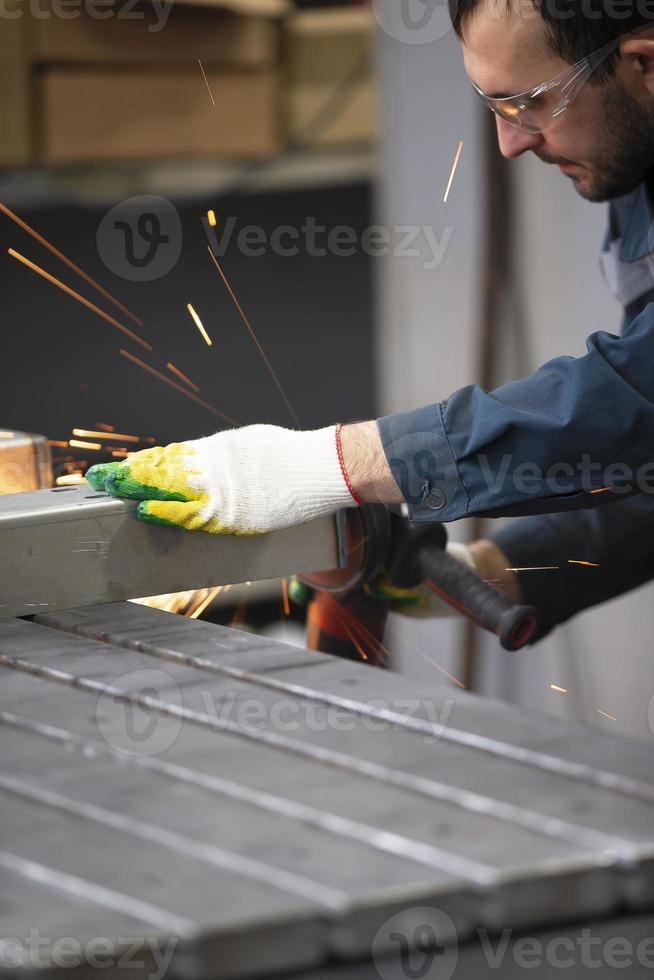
[0,722,467,907]
[38,602,654,803]
[2,618,652,862]
[31,606,654,854]
[0,619,650,927]
[4,672,652,858]
[2,607,654,977]
[0,713,475,965]
[0,710,474,890]
[0,863,181,980]
[0,632,569,891]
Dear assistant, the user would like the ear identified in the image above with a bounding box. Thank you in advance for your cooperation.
[620,36,654,95]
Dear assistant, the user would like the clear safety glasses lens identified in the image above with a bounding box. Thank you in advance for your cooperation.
[473,37,621,134]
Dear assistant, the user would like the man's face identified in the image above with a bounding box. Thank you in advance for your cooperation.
[461,3,654,201]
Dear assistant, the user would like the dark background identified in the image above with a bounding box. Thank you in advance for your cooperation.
[0,180,375,460]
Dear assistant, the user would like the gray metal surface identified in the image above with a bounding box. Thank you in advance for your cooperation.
[0,603,653,979]
[0,486,344,617]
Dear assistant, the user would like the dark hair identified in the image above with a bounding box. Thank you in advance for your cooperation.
[448,0,654,82]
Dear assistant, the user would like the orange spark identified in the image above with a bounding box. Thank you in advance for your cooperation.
[334,612,368,662]
[186,588,211,618]
[120,349,237,425]
[72,428,141,443]
[207,210,217,228]
[69,439,102,450]
[281,578,290,617]
[132,590,200,614]
[167,362,200,393]
[596,708,616,721]
[8,249,152,351]
[443,140,463,203]
[591,486,612,494]
[189,586,222,620]
[111,450,130,458]
[568,560,600,568]
[95,422,115,432]
[198,59,216,107]
[330,600,388,666]
[187,303,213,347]
[0,202,143,327]
[47,439,68,448]
[505,565,560,572]
[208,246,299,425]
[400,633,466,688]
[346,534,369,559]
[550,684,568,694]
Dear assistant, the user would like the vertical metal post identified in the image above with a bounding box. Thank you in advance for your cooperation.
[461,110,513,689]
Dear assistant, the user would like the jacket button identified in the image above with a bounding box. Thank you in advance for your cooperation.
[425,488,446,510]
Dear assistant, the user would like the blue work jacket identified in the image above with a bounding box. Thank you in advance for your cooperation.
[378,176,654,639]
[379,176,654,523]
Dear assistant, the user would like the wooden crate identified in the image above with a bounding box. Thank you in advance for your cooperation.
[0,0,285,165]
[283,6,377,146]
[27,5,280,68]
[37,66,281,162]
[0,0,376,166]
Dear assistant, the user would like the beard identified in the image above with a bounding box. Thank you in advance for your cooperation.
[538,82,654,202]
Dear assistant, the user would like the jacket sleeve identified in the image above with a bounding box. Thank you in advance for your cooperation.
[377,303,654,523]
[489,493,654,642]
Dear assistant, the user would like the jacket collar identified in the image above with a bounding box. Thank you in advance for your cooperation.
[616,175,654,262]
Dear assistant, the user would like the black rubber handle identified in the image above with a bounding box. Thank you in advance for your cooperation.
[419,546,538,651]
[387,518,539,651]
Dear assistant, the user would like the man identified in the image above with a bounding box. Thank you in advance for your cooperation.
[88,0,654,643]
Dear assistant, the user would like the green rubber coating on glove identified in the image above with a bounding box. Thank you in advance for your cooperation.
[366,577,423,608]
[85,462,123,491]
[136,501,183,528]
[105,470,189,503]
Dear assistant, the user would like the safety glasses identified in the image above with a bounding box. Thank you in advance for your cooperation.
[471,33,627,133]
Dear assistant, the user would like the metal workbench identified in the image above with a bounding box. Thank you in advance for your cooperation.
[1,599,653,979]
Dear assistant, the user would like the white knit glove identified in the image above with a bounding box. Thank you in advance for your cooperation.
[85,424,358,534]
